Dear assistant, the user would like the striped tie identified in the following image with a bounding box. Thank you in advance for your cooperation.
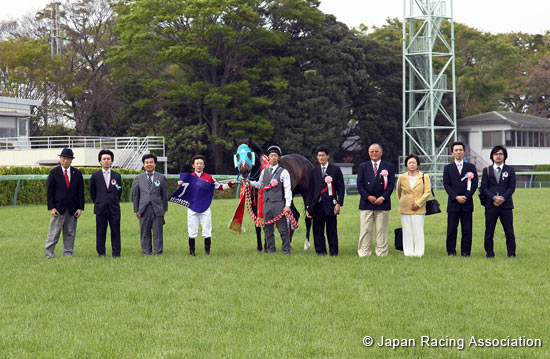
[373,163,378,177]
[147,173,153,192]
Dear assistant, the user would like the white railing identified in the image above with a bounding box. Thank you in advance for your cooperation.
[0,135,164,150]
[0,135,165,170]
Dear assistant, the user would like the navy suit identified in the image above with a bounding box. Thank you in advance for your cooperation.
[306,163,345,256]
[357,160,395,211]
[90,169,122,257]
[443,161,478,256]
[47,166,85,215]
[357,160,395,256]
[480,164,516,257]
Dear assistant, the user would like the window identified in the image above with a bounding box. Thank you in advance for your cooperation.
[18,118,28,137]
[482,131,503,148]
[505,130,516,147]
[522,131,529,147]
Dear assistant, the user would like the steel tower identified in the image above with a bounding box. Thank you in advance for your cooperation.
[402,0,456,184]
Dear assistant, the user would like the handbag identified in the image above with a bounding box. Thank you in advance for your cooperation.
[394,228,403,251]
[423,174,441,215]
[478,166,490,206]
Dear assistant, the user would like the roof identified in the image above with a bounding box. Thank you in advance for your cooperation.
[459,111,550,129]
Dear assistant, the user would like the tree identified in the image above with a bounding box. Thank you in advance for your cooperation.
[110,0,323,173]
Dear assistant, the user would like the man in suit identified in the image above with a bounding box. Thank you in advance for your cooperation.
[246,145,293,254]
[90,149,122,257]
[133,153,168,255]
[306,145,345,256]
[357,143,396,257]
[480,145,516,258]
[45,148,85,258]
[443,141,479,257]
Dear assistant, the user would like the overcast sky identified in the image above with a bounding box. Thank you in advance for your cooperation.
[2,0,550,34]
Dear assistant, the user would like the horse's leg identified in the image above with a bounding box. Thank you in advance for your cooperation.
[252,199,262,251]
[302,196,312,250]
[255,226,263,252]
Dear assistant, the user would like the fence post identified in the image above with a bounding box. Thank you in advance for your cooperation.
[13,179,22,206]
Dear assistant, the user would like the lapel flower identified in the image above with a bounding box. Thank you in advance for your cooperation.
[380,169,388,177]
[270,179,278,187]
[466,172,474,179]
[325,176,333,184]
[154,179,160,187]
[111,179,117,185]
[503,172,508,178]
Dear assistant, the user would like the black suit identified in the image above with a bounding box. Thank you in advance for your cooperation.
[90,169,122,256]
[443,161,478,256]
[306,164,345,255]
[480,164,516,257]
[47,166,85,215]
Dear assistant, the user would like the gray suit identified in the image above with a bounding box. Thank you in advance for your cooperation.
[133,171,168,255]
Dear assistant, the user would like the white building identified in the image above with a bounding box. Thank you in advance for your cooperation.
[458,111,550,171]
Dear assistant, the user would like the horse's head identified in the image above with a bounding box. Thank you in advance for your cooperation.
[234,144,256,180]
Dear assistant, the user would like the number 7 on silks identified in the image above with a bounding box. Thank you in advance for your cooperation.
[169,173,215,213]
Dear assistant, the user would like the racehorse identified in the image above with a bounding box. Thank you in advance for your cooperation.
[233,140,314,251]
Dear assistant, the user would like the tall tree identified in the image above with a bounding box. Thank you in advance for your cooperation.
[111,0,323,173]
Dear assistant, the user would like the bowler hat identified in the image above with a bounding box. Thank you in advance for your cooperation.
[266,145,282,156]
[58,148,75,159]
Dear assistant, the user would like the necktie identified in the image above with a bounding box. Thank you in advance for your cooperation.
[496,167,501,183]
[322,166,326,177]
[147,173,153,192]
[64,169,70,189]
[373,163,378,177]
[457,162,462,175]
[104,171,110,188]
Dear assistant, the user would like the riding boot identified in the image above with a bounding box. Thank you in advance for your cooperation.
[189,237,196,256]
[204,237,211,255]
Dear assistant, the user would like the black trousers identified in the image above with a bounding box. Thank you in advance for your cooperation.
[446,210,473,256]
[312,206,338,256]
[96,212,121,256]
[484,207,516,256]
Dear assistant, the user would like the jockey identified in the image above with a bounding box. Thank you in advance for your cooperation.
[178,155,236,256]
[245,145,293,254]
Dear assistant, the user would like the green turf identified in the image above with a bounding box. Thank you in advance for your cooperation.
[0,189,548,358]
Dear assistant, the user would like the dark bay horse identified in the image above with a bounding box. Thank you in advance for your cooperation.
[235,140,313,251]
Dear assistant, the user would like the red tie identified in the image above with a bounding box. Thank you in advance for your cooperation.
[64,169,70,189]
[373,163,378,177]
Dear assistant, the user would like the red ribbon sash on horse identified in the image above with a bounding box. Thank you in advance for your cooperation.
[229,155,269,234]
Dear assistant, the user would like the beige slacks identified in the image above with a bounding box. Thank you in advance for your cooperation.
[358,210,389,257]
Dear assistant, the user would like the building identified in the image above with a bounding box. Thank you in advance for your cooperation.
[458,111,550,171]
[0,96,40,148]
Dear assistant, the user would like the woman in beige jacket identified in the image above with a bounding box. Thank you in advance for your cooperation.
[396,154,432,256]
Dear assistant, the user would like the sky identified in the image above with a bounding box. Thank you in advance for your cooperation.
[1,0,550,35]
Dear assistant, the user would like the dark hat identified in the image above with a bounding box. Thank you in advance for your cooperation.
[58,148,75,159]
[266,145,282,157]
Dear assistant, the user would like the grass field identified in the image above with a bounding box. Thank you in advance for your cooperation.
[1,189,549,358]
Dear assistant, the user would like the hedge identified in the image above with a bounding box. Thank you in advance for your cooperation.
[533,164,550,182]
[0,166,238,206]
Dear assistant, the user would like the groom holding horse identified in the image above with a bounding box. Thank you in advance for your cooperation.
[245,145,293,254]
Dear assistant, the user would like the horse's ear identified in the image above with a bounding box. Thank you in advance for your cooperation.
[247,137,253,147]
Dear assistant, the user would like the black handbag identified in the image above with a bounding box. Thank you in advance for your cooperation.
[423,174,441,215]
[394,228,403,251]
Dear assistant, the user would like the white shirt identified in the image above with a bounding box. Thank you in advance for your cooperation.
[493,164,503,172]
[408,175,417,188]
[146,171,155,182]
[250,164,292,207]
[455,161,463,174]
[372,160,381,171]
[321,163,328,176]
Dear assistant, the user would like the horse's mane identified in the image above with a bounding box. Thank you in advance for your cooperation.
[248,139,263,156]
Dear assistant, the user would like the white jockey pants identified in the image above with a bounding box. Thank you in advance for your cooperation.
[187,207,212,238]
